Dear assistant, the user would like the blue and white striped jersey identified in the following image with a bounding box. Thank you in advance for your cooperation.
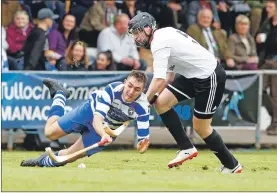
[89,82,150,141]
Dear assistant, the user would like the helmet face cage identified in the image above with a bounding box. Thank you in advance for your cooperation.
[128,19,156,48]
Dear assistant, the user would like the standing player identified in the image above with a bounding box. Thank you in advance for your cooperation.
[128,12,242,173]
[21,71,150,167]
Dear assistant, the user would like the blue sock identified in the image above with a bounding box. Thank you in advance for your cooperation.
[48,91,66,119]
[40,152,59,167]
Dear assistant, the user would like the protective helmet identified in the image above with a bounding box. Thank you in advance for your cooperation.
[128,12,156,48]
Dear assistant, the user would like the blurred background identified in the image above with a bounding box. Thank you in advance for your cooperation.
[1,0,277,151]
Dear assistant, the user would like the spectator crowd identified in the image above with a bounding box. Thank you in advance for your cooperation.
[1,0,277,135]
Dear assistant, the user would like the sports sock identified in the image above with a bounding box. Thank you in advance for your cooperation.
[39,152,62,167]
[48,91,66,119]
[160,109,194,150]
[203,129,238,169]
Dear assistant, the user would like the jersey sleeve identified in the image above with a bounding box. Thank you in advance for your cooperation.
[135,101,150,142]
[93,84,114,118]
[152,47,171,79]
[151,33,171,79]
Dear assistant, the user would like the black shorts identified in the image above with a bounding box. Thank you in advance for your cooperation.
[167,63,226,119]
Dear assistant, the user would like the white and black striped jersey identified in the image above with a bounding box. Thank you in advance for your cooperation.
[151,27,217,79]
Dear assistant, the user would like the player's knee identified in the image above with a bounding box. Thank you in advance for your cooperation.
[44,127,58,140]
[155,99,170,115]
[192,117,212,136]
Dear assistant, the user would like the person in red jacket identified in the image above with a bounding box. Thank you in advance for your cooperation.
[6,10,33,70]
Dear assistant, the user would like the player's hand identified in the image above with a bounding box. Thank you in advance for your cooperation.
[101,133,113,145]
[137,138,150,154]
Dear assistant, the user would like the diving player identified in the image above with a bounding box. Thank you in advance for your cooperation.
[20,70,150,167]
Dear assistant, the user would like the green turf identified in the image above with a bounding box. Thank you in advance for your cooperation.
[2,149,277,191]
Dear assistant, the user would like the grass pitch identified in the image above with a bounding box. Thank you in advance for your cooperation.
[2,149,277,191]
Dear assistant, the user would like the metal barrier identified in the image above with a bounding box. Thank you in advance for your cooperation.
[226,70,277,149]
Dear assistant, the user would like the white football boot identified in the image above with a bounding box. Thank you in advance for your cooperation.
[220,163,243,173]
[168,146,198,168]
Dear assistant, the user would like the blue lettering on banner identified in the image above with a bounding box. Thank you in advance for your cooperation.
[156,105,191,121]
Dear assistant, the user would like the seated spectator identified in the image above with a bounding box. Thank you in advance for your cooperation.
[2,48,9,72]
[70,0,95,26]
[23,0,65,22]
[187,0,221,29]
[60,40,88,71]
[79,1,118,47]
[257,0,277,135]
[23,8,59,70]
[47,14,77,70]
[117,0,147,19]
[88,50,116,71]
[228,15,258,70]
[160,0,188,30]
[187,9,235,69]
[6,10,33,70]
[97,14,146,71]
[2,26,9,51]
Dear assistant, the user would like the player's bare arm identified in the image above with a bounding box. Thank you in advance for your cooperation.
[93,114,112,144]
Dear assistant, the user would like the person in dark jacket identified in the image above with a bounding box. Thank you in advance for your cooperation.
[23,8,58,70]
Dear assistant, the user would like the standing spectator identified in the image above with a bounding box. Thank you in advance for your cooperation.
[215,0,233,36]
[187,9,234,69]
[88,50,116,71]
[225,0,251,33]
[228,15,258,70]
[256,0,277,57]
[79,1,118,47]
[47,14,77,70]
[187,0,221,29]
[61,40,88,71]
[257,0,277,135]
[6,10,33,70]
[97,14,146,71]
[248,0,266,36]
[23,8,59,70]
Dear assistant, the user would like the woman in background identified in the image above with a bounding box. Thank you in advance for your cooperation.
[89,50,116,71]
[46,14,78,70]
[60,40,88,71]
[228,14,258,70]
